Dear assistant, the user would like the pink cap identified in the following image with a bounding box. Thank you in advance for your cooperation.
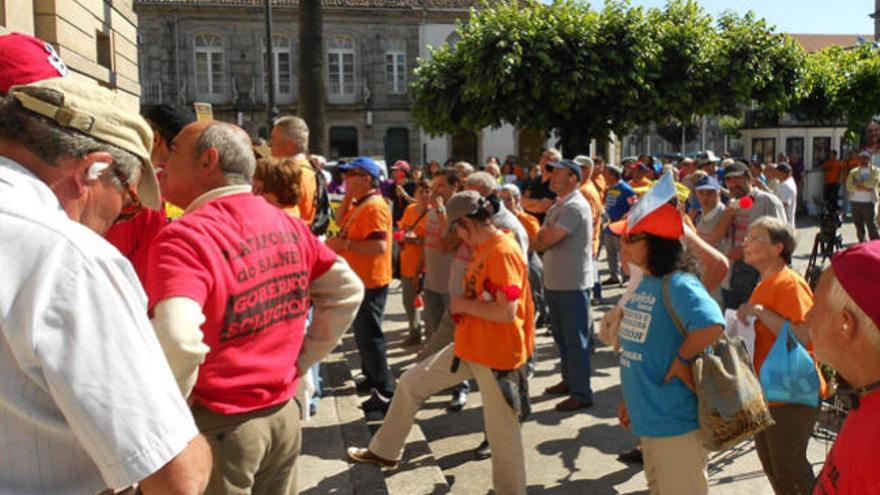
[0,33,69,93]
[831,241,880,329]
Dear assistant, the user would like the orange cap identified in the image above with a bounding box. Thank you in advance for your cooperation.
[608,204,683,240]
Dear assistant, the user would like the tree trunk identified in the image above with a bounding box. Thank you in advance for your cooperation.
[559,126,591,158]
[298,0,325,155]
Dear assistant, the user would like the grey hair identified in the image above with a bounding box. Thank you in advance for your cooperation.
[454,161,474,176]
[466,171,498,197]
[500,183,521,199]
[0,92,141,186]
[544,148,562,162]
[196,123,255,184]
[826,270,880,350]
[273,115,309,153]
[749,215,796,264]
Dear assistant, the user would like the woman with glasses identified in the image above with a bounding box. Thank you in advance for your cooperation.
[347,190,533,495]
[736,216,821,494]
[612,203,724,495]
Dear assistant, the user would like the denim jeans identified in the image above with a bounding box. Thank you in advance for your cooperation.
[545,289,593,403]
[528,251,548,320]
[353,285,395,398]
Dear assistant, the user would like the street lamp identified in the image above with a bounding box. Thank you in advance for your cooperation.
[265,0,279,131]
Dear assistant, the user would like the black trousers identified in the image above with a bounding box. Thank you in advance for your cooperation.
[353,285,395,398]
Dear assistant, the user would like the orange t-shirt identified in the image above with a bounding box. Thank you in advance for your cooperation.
[592,173,607,198]
[454,232,534,370]
[515,210,541,245]
[295,159,317,225]
[629,177,652,190]
[821,159,845,184]
[748,267,815,375]
[339,194,392,288]
[398,203,428,278]
[579,181,603,257]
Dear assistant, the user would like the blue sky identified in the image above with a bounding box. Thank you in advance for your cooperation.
[624,1,875,34]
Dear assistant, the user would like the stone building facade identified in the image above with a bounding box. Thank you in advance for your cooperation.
[135,0,485,163]
[2,0,141,109]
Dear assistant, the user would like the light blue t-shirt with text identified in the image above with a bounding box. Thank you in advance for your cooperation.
[619,272,724,437]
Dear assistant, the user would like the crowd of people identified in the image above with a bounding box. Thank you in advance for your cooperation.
[2,31,880,495]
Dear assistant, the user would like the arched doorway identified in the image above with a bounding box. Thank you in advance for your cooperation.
[329,126,358,159]
[518,129,544,166]
[384,127,410,164]
[451,131,478,166]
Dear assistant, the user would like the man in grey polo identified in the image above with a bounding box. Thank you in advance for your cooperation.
[533,159,594,412]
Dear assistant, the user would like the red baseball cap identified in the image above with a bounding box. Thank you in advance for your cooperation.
[609,203,684,240]
[0,32,69,93]
[391,160,411,171]
[831,240,880,329]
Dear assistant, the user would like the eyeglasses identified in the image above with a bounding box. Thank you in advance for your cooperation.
[622,232,648,243]
[743,234,772,243]
[112,168,142,224]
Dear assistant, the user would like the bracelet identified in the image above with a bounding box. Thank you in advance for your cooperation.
[677,352,695,365]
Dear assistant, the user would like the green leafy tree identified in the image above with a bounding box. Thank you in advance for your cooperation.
[411,0,805,156]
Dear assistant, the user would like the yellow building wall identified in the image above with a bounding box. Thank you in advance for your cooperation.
[2,0,140,110]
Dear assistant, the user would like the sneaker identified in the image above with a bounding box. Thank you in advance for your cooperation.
[617,447,644,464]
[361,393,391,414]
[554,397,593,412]
[355,379,373,394]
[473,439,491,460]
[448,389,469,412]
[601,277,621,286]
[544,381,570,395]
[347,447,398,469]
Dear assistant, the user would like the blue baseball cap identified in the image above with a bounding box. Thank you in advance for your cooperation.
[694,175,721,191]
[550,159,583,181]
[338,156,381,180]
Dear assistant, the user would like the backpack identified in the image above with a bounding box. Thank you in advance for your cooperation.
[306,157,333,236]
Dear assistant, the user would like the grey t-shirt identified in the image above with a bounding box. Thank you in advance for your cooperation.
[542,190,593,291]
[731,189,786,248]
[423,208,453,294]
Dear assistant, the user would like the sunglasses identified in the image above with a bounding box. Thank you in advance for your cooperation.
[544,164,555,174]
[112,168,142,224]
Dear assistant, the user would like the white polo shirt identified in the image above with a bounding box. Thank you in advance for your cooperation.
[0,157,198,494]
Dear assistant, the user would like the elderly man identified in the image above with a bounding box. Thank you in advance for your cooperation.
[575,155,604,301]
[533,159,595,411]
[148,121,363,494]
[807,241,880,493]
[271,115,320,226]
[500,183,548,328]
[710,160,786,309]
[326,157,395,413]
[0,78,211,494]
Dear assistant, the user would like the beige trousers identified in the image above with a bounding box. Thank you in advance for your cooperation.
[641,430,709,495]
[193,400,301,495]
[369,344,527,495]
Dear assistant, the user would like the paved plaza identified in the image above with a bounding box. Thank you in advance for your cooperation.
[299,214,858,494]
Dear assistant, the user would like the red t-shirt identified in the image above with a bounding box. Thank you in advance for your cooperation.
[104,206,168,286]
[147,192,337,414]
[814,390,880,494]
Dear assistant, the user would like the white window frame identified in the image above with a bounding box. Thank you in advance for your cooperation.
[194,33,225,102]
[327,35,356,102]
[385,50,406,94]
[263,35,293,101]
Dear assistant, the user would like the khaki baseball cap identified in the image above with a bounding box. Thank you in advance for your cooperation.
[8,77,161,210]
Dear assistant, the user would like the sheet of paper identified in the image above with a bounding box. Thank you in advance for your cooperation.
[724,309,755,361]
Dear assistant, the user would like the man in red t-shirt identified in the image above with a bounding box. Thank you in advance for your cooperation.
[147,121,364,494]
[808,241,880,495]
[104,104,195,285]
